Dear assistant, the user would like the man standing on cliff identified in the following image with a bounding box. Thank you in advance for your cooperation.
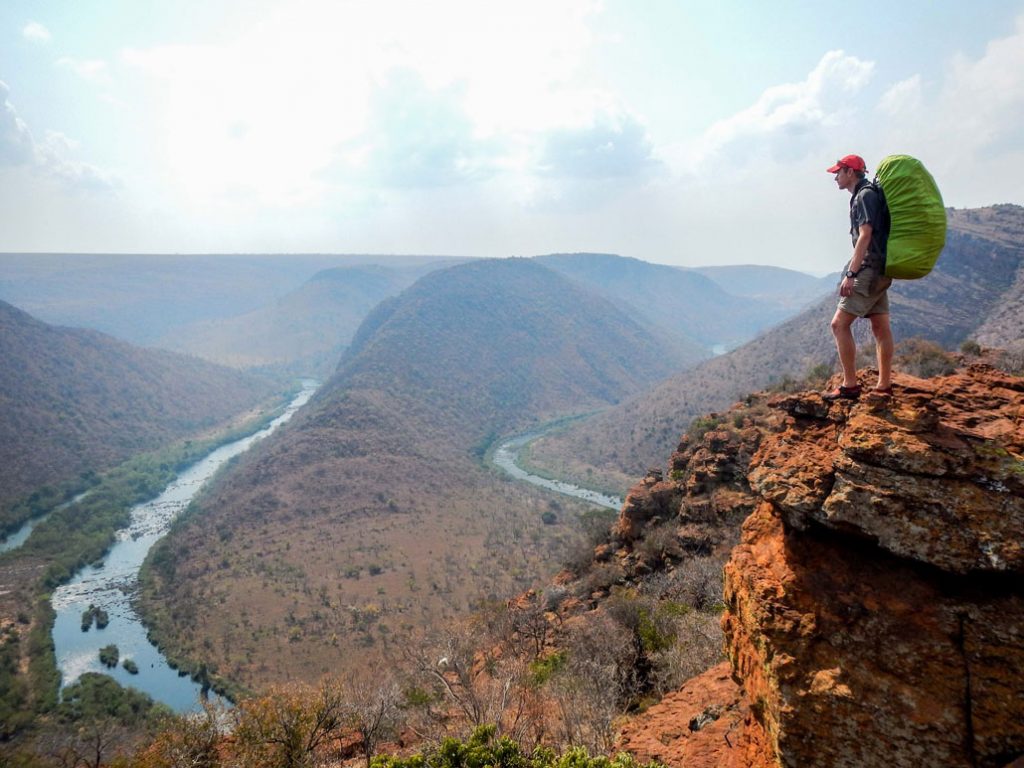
[823,154,893,401]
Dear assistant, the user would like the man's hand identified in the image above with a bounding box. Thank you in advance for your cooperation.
[840,275,855,297]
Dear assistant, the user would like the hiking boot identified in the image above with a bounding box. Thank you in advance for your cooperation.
[821,384,862,401]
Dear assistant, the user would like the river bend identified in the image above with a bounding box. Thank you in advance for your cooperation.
[50,381,317,712]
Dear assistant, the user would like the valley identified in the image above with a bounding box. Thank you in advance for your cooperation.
[2,212,1022,761]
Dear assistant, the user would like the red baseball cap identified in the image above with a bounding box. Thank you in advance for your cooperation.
[827,154,867,173]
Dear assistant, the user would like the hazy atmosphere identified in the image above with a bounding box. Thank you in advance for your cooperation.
[2,0,1023,273]
[3,3,1024,766]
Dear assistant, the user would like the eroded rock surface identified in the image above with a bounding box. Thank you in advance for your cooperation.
[614,366,1023,768]
[724,366,1024,768]
[750,366,1024,574]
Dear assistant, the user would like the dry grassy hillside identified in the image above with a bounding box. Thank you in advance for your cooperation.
[137,258,686,691]
[526,205,1024,492]
[0,300,277,512]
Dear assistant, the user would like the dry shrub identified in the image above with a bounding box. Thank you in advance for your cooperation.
[649,610,724,695]
[551,613,639,752]
[634,520,683,567]
[895,338,957,378]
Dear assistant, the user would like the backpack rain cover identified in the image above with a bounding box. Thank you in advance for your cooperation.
[875,154,947,279]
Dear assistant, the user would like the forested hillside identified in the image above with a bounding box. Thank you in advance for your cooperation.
[0,300,277,513]
[137,258,694,690]
[157,262,458,376]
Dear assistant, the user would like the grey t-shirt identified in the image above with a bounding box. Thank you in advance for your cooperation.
[849,179,890,269]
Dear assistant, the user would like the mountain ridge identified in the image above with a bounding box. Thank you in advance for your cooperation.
[0,299,278,513]
[526,204,1024,492]
[137,257,693,688]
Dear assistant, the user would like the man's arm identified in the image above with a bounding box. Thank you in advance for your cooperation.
[840,222,873,297]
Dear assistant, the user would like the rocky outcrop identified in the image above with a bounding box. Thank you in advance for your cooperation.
[616,365,1024,768]
[615,399,784,558]
[721,365,1024,768]
[750,368,1023,573]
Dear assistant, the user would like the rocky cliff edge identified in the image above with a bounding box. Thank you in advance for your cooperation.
[617,364,1024,768]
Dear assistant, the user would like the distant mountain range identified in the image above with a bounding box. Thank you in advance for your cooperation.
[688,264,837,309]
[0,300,277,511]
[2,252,831,378]
[0,253,455,345]
[527,204,1024,492]
[535,254,827,352]
[160,254,826,377]
[156,262,458,377]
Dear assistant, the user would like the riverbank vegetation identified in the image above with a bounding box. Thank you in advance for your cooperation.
[0,386,300,747]
[7,549,719,766]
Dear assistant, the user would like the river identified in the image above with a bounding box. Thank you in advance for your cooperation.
[0,491,91,555]
[49,380,317,713]
[491,431,623,510]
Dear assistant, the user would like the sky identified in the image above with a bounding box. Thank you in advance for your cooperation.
[2,1,1023,274]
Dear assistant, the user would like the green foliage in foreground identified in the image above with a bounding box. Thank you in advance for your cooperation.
[373,725,663,768]
[58,672,171,727]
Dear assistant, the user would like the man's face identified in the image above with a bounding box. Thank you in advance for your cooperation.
[834,165,857,192]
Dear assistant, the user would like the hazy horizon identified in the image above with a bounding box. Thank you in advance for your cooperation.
[2,1,1023,275]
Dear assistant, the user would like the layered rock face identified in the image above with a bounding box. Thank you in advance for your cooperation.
[723,365,1024,768]
[614,365,1023,768]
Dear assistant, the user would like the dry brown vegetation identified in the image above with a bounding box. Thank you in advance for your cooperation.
[137,258,684,695]
[140,467,594,690]
[0,299,279,513]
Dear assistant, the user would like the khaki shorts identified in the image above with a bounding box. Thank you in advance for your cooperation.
[838,264,892,317]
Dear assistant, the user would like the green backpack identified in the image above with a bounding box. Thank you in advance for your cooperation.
[874,155,947,279]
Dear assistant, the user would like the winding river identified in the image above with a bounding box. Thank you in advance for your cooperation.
[491,431,623,510]
[49,380,317,713]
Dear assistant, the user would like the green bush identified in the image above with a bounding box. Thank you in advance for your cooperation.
[27,598,59,714]
[58,672,170,727]
[528,651,566,686]
[0,626,32,738]
[372,725,662,768]
[685,415,724,443]
[99,644,120,668]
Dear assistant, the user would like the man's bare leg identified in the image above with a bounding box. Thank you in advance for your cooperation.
[869,312,893,389]
[830,309,859,388]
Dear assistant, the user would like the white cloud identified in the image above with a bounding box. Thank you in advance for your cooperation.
[38,131,121,191]
[537,109,661,181]
[879,75,923,117]
[332,70,500,190]
[685,50,874,173]
[0,80,118,192]
[21,21,51,43]
[117,0,605,202]
[0,80,36,166]
[939,15,1024,156]
[872,14,1024,207]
